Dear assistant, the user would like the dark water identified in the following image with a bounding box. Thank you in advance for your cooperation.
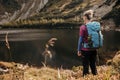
[0,29,120,68]
[102,31,120,52]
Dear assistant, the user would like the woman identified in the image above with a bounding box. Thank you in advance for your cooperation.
[77,10,97,76]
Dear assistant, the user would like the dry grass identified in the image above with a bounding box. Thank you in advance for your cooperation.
[0,61,120,80]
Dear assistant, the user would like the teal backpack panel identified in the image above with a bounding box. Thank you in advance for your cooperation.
[83,21,103,48]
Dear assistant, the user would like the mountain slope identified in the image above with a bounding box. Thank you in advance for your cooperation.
[0,0,120,28]
[0,0,48,25]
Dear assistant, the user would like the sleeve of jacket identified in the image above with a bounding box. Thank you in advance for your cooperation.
[77,36,83,51]
[77,25,84,51]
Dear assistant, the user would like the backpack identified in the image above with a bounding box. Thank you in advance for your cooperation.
[83,21,103,49]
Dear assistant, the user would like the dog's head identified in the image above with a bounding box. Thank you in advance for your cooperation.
[46,38,57,48]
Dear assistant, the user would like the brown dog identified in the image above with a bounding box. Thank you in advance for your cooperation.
[42,38,57,65]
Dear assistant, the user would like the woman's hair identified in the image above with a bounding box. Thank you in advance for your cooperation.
[83,10,94,20]
[84,13,91,20]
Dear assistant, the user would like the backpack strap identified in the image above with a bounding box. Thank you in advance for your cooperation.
[83,25,88,43]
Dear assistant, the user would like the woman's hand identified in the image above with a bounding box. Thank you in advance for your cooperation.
[77,51,82,56]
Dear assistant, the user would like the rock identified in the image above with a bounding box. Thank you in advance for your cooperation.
[0,67,9,74]
[106,59,112,65]
[0,61,14,68]
[0,61,14,74]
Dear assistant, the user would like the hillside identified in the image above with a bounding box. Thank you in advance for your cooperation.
[0,0,48,26]
[0,0,120,28]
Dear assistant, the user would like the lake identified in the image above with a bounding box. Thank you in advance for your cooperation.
[0,29,120,68]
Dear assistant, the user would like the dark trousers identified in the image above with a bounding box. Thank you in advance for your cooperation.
[81,50,97,76]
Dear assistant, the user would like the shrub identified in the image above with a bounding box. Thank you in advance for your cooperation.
[112,51,120,73]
